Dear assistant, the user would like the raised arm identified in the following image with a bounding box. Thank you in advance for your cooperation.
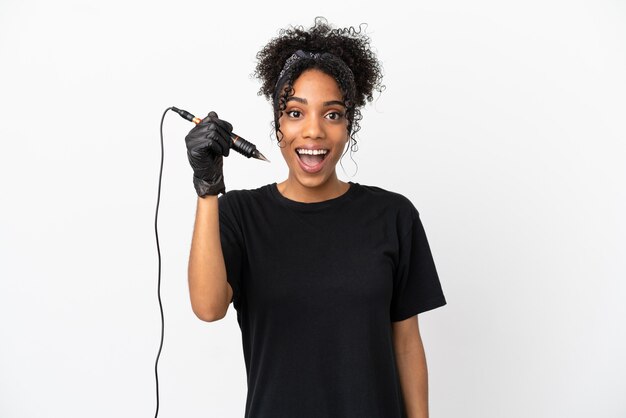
[188,195,232,322]
[184,111,235,322]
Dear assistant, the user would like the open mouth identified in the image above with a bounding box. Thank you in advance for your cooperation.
[295,148,329,168]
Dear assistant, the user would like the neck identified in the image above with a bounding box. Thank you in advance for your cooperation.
[278,174,349,203]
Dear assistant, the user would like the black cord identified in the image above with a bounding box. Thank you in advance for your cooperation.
[154,106,172,417]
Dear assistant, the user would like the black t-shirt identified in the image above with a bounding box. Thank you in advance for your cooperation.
[218,181,446,418]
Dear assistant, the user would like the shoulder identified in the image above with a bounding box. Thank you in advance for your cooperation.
[353,183,420,220]
[218,183,273,213]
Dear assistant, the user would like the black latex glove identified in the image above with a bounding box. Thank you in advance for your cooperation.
[185,111,233,197]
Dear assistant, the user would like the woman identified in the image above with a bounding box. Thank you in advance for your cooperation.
[185,17,447,418]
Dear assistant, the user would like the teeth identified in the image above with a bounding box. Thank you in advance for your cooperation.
[296,149,328,155]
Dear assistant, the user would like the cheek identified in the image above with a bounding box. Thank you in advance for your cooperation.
[278,138,296,163]
[276,128,295,146]
[276,116,288,136]
[278,118,297,135]
[279,144,291,159]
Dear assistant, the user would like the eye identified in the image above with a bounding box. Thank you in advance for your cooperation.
[286,110,301,118]
[326,111,344,121]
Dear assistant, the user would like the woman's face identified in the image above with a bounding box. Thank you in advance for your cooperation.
[276,68,349,190]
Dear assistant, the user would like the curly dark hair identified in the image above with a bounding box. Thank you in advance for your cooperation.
[252,17,385,157]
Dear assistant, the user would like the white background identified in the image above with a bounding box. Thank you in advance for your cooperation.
[1,0,625,417]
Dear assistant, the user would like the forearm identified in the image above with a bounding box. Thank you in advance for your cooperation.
[188,195,229,321]
[394,338,429,418]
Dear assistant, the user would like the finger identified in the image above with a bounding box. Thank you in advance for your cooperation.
[185,130,206,149]
[214,118,233,133]
[209,131,231,157]
[207,136,225,156]
[216,135,230,157]
[204,120,233,147]
[213,121,234,145]
[197,114,215,127]
[197,110,220,126]
[207,112,233,133]
[208,130,232,155]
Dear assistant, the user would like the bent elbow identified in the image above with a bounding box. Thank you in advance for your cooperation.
[193,306,226,322]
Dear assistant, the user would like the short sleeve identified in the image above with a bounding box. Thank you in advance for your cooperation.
[390,207,447,321]
[218,192,245,312]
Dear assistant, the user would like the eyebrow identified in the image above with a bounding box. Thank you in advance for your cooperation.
[286,96,346,107]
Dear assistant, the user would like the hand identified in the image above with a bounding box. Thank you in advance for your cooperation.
[185,111,233,197]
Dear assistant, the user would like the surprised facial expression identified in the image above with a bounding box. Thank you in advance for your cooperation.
[276,69,350,188]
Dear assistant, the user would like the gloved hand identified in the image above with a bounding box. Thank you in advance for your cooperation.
[185,111,233,197]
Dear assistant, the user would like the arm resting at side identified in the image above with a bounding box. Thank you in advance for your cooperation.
[392,315,429,418]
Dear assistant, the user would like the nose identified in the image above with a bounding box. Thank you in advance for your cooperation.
[302,114,325,140]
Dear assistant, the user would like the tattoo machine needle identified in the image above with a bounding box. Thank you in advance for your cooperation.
[172,106,270,162]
